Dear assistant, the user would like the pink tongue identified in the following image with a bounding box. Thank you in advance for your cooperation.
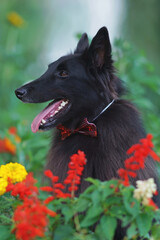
[31,100,62,133]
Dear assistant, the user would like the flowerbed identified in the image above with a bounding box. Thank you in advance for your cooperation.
[0,128,160,240]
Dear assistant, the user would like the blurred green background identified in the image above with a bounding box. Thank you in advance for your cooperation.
[0,0,160,175]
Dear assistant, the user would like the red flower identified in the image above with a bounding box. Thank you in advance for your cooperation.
[6,173,38,200]
[44,170,59,182]
[64,150,87,197]
[44,196,55,204]
[148,199,159,210]
[118,134,160,186]
[118,168,137,186]
[13,197,57,240]
[9,172,57,240]
[41,150,87,203]
[9,127,17,135]
[40,170,70,203]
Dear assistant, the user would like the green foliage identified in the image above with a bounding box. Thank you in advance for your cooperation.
[47,179,160,239]
[0,0,51,129]
[0,194,14,225]
[114,39,160,153]
[0,124,49,176]
[1,178,160,240]
[0,0,51,181]
[0,225,15,240]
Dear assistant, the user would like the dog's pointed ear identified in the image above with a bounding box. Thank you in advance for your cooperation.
[88,27,111,69]
[74,33,89,54]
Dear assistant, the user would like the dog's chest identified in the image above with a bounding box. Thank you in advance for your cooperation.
[48,131,127,188]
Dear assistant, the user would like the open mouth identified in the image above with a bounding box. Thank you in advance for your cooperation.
[31,99,71,133]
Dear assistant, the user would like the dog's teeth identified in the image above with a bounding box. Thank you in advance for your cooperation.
[50,115,53,117]
[42,119,46,123]
[61,101,66,107]
[54,100,69,114]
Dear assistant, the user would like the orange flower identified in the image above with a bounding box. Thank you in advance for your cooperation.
[5,138,16,155]
[0,138,16,155]
[0,127,21,155]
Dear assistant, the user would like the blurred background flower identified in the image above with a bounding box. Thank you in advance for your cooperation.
[0,0,160,175]
[7,12,24,27]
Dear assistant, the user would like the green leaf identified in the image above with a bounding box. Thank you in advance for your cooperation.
[105,196,122,206]
[80,204,103,227]
[0,225,11,240]
[75,198,90,212]
[100,180,117,201]
[121,215,133,227]
[61,205,75,223]
[85,178,101,186]
[154,209,160,221]
[123,188,140,217]
[90,190,102,205]
[82,184,96,195]
[96,215,117,240]
[136,212,153,236]
[74,232,97,240]
[110,205,126,218]
[151,224,160,240]
[127,222,137,239]
[54,225,74,240]
[0,215,13,224]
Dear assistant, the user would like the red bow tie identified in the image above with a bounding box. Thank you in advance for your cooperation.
[57,118,97,140]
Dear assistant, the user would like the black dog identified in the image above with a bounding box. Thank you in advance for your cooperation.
[15,27,159,235]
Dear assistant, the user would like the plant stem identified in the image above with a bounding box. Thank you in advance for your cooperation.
[74,212,81,232]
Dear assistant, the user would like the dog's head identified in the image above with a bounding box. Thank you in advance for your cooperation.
[15,27,123,132]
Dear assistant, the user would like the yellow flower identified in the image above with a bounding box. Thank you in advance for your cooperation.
[0,162,27,184]
[0,178,8,195]
[7,12,24,27]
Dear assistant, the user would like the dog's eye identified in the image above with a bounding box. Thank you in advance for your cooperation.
[59,70,68,78]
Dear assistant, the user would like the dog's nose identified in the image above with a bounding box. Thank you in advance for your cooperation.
[15,88,27,100]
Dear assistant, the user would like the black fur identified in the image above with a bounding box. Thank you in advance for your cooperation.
[15,27,160,239]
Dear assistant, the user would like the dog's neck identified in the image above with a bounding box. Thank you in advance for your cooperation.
[92,99,115,122]
[57,99,115,133]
